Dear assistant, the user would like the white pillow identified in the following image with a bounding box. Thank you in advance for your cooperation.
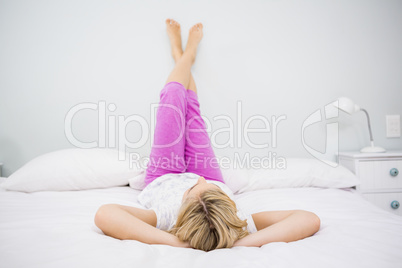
[1,148,145,192]
[128,171,147,191]
[237,158,360,193]
[219,162,249,194]
[127,157,360,194]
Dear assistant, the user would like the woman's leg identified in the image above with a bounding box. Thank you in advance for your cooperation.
[165,20,203,89]
[184,80,224,183]
[144,80,187,185]
[164,20,222,182]
[187,73,197,94]
[144,20,203,185]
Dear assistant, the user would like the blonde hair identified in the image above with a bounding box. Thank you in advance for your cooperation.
[168,187,249,251]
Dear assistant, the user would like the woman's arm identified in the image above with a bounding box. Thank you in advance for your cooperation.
[234,210,320,247]
[94,204,190,248]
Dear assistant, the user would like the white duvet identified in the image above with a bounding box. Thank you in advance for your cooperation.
[1,186,401,268]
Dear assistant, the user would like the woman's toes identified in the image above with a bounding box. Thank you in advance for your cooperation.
[166,18,181,29]
[191,23,202,32]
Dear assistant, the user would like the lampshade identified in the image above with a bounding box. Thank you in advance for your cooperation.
[333,97,361,115]
[334,97,386,153]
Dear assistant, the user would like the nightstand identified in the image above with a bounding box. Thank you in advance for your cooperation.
[338,151,402,216]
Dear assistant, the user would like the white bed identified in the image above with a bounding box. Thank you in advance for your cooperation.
[1,149,401,268]
[1,186,402,267]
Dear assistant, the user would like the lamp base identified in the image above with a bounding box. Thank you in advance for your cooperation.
[360,146,386,153]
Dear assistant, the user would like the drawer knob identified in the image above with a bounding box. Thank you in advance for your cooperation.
[391,200,400,209]
[390,168,399,177]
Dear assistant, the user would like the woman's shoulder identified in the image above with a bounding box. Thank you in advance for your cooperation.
[237,210,258,234]
[207,180,235,200]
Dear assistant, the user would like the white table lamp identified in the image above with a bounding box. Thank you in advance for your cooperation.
[334,97,386,153]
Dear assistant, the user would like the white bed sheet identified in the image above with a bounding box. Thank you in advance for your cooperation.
[0,186,401,268]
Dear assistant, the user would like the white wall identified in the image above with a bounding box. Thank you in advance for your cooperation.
[1,0,401,177]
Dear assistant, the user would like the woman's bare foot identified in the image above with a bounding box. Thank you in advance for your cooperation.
[166,19,183,62]
[184,23,203,63]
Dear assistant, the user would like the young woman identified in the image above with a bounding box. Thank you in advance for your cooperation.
[94,19,321,251]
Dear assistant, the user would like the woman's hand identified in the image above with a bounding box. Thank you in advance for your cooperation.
[233,238,247,247]
[232,234,259,248]
[179,240,192,248]
[171,236,192,248]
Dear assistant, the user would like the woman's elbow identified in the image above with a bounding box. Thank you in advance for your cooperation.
[308,211,321,234]
[94,204,117,230]
[296,210,320,235]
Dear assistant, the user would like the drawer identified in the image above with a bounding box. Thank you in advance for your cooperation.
[362,192,402,216]
[358,160,402,191]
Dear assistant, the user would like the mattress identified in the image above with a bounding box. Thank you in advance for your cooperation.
[1,186,401,268]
